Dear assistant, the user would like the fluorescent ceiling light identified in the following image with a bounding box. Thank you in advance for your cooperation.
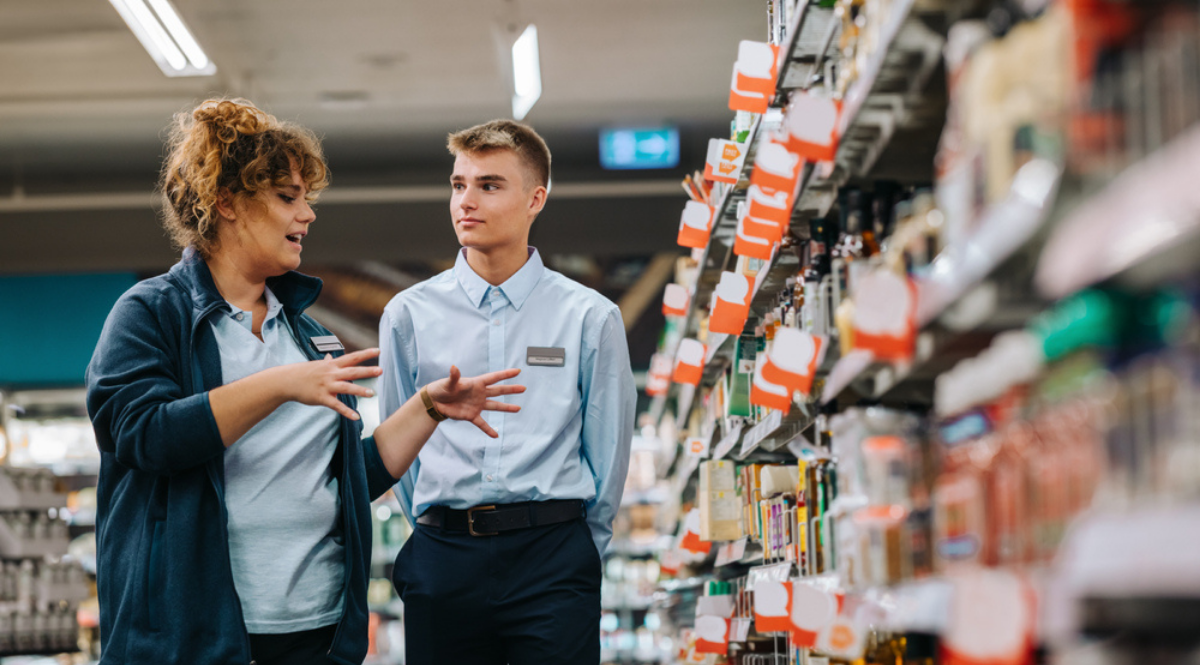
[108,0,216,77]
[511,24,541,121]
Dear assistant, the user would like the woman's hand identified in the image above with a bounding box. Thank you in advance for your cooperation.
[426,366,525,437]
[280,348,383,420]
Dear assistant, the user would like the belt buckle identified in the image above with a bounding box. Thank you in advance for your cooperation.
[467,505,498,536]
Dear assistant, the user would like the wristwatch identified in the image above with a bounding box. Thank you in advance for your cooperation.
[420,386,448,422]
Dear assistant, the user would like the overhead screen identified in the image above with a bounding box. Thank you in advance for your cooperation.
[599,127,680,170]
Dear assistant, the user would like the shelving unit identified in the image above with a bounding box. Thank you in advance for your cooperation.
[0,468,86,657]
[645,1,1200,664]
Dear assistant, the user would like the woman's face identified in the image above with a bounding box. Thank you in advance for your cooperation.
[222,167,315,277]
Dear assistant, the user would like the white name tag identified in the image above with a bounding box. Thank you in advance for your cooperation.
[527,346,565,367]
[309,335,344,354]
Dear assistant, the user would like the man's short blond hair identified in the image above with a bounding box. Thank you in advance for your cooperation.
[447,119,551,189]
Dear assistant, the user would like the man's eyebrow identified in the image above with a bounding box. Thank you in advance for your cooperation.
[450,174,508,183]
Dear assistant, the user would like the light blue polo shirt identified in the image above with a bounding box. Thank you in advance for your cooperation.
[212,286,344,634]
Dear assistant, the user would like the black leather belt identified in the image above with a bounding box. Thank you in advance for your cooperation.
[416,499,586,537]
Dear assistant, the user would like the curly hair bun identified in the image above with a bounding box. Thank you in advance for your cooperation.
[159,98,329,258]
[192,98,272,145]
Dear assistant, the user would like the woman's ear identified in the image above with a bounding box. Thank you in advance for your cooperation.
[215,188,237,222]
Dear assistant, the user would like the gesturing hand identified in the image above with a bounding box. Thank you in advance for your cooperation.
[283,348,383,420]
[426,366,525,437]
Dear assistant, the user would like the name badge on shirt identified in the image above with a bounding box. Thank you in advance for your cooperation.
[310,335,344,354]
[527,346,566,367]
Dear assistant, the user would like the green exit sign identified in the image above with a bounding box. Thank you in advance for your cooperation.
[599,127,680,170]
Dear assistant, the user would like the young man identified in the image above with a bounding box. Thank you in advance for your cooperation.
[379,119,636,664]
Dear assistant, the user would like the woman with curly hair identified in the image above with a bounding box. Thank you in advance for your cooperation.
[85,98,523,665]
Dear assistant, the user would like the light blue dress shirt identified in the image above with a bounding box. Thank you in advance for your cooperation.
[212,286,345,633]
[379,248,635,555]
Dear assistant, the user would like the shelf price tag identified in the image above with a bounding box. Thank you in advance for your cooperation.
[751,360,792,411]
[734,214,781,260]
[818,613,868,661]
[784,91,841,162]
[735,193,786,261]
[646,353,673,397]
[762,328,825,398]
[852,269,917,362]
[746,184,793,225]
[755,580,793,633]
[750,138,804,194]
[677,201,715,249]
[734,40,780,96]
[672,339,706,386]
[941,569,1034,665]
[789,581,838,648]
[705,139,747,184]
[679,508,712,555]
[729,65,769,114]
[709,271,754,335]
[662,283,690,317]
[694,615,731,654]
[660,549,684,577]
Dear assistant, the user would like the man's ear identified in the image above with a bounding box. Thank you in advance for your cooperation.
[214,188,237,222]
[528,185,548,217]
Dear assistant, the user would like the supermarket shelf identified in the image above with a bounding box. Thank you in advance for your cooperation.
[700,246,802,389]
[1037,122,1200,299]
[704,400,817,462]
[820,159,1062,406]
[915,161,1061,324]
[735,405,814,460]
[775,2,840,93]
[820,308,1020,408]
[657,576,709,594]
[873,578,955,635]
[714,538,772,568]
[669,0,952,432]
[826,0,945,185]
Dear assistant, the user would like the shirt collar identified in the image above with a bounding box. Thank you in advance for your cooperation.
[223,286,285,326]
[454,247,544,311]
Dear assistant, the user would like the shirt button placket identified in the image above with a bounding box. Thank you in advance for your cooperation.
[484,292,505,484]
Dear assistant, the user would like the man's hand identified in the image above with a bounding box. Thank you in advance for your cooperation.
[426,366,525,437]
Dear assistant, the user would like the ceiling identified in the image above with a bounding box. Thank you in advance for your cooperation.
[0,0,765,273]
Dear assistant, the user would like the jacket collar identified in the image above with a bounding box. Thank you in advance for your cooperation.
[169,246,323,316]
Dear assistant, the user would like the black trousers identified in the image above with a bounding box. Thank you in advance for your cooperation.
[393,516,602,665]
[248,624,336,665]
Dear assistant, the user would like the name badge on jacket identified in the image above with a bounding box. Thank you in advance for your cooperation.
[310,335,344,354]
[527,346,566,367]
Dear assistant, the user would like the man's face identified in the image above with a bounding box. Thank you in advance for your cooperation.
[450,149,545,254]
